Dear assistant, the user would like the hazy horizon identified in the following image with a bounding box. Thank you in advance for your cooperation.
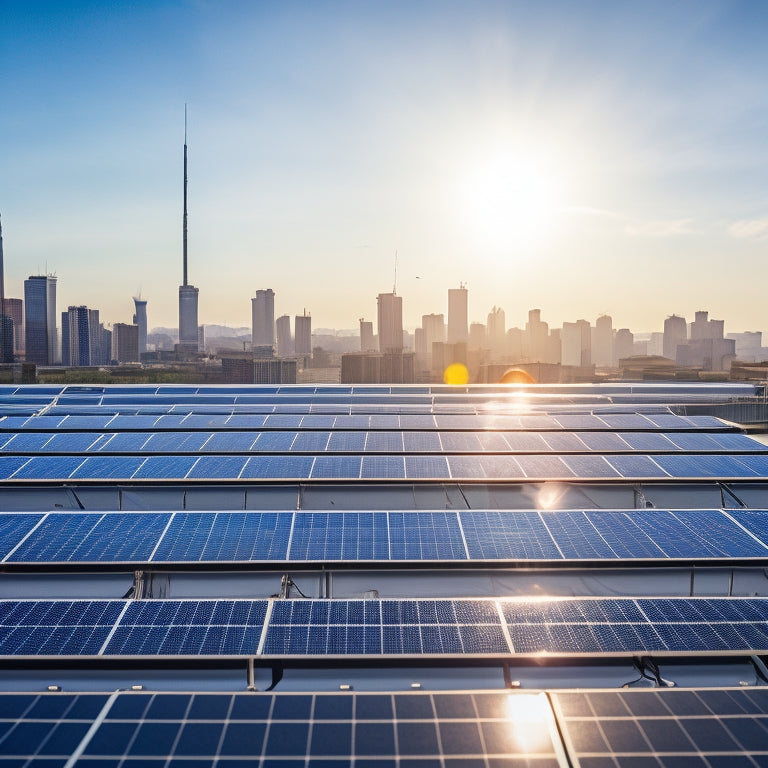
[2,1,767,334]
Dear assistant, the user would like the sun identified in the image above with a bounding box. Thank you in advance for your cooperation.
[462,147,566,252]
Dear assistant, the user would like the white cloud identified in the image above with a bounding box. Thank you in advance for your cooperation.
[728,216,768,241]
[624,218,696,237]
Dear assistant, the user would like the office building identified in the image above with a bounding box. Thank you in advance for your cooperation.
[276,315,292,357]
[294,311,311,356]
[132,297,148,355]
[0,214,12,364]
[691,310,724,340]
[112,323,140,363]
[447,285,468,343]
[468,321,486,350]
[359,319,375,352]
[3,298,23,356]
[486,305,505,357]
[24,275,57,365]
[663,314,687,360]
[61,306,91,367]
[377,292,403,353]
[594,314,613,367]
[251,289,275,349]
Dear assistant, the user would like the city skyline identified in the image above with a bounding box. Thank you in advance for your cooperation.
[2,2,768,332]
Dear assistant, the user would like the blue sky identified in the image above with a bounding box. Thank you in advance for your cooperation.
[2,0,768,334]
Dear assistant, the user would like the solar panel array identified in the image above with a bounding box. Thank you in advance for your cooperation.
[2,688,768,766]
[3,508,768,564]
[3,596,768,658]
[2,383,768,765]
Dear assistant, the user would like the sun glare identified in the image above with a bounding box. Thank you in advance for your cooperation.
[462,148,566,251]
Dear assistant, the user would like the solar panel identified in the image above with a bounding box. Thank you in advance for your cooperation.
[241,455,314,479]
[365,431,404,452]
[552,687,768,766]
[402,430,442,451]
[130,455,197,479]
[263,599,509,655]
[654,454,759,478]
[0,513,44,560]
[0,600,124,655]
[7,512,171,562]
[103,599,268,655]
[0,432,54,452]
[141,431,213,452]
[289,512,390,560]
[516,454,574,478]
[254,431,297,450]
[460,511,562,560]
[69,455,147,479]
[9,455,85,480]
[152,512,292,561]
[560,454,622,478]
[201,431,260,451]
[290,431,331,452]
[361,455,405,478]
[310,455,362,478]
[0,691,562,765]
[0,456,30,478]
[575,431,631,451]
[603,453,668,477]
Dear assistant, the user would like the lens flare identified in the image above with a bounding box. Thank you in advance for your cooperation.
[443,363,469,385]
[498,368,536,384]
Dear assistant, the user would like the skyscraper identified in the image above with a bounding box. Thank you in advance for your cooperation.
[0,214,13,363]
[133,297,148,355]
[594,314,613,367]
[178,108,200,352]
[24,275,57,365]
[276,315,292,357]
[61,307,108,367]
[663,315,687,361]
[252,289,275,349]
[360,319,374,352]
[377,292,403,353]
[447,285,468,344]
[294,311,312,356]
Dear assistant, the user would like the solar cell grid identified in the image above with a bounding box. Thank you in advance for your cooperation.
[289,512,389,560]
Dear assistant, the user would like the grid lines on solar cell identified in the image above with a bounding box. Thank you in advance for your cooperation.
[263,599,510,655]
[459,511,562,559]
[102,600,268,655]
[0,600,123,655]
[0,690,563,764]
[289,512,389,560]
[0,514,44,560]
[151,512,292,561]
[388,512,467,560]
[7,512,171,563]
[552,687,768,764]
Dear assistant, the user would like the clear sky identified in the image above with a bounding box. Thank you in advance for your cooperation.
[2,0,768,335]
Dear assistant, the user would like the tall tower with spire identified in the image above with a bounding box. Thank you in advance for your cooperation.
[0,214,14,363]
[178,106,200,352]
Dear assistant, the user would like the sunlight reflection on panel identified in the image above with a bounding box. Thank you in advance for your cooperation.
[504,693,560,755]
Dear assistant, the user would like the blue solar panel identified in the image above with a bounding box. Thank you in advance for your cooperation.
[560,454,621,478]
[290,431,331,452]
[516,454,574,478]
[439,432,483,451]
[460,511,561,559]
[541,511,621,559]
[70,456,147,479]
[404,455,450,478]
[290,512,390,560]
[201,431,260,451]
[575,432,631,451]
[0,456,30,478]
[0,514,44,559]
[254,431,297,450]
[263,414,303,428]
[500,432,551,451]
[225,413,268,428]
[103,600,269,655]
[310,455,362,478]
[709,432,768,451]
[361,455,405,478]
[9,456,85,479]
[733,454,768,475]
[598,414,654,429]
[388,512,466,560]
[298,414,336,428]
[446,455,486,478]
[555,415,604,430]
[667,432,723,451]
[241,455,314,479]
[654,454,759,478]
[0,600,123,655]
[152,512,292,561]
[180,414,231,428]
[365,432,404,452]
[96,432,151,451]
[106,415,160,429]
[402,431,442,451]
[603,454,667,477]
[326,431,367,451]
[540,432,589,451]
[185,456,248,479]
[58,415,113,429]
[263,599,508,655]
[141,432,213,452]
[615,431,678,451]
[8,513,171,562]
[131,455,197,479]
[726,510,768,549]
[0,432,54,452]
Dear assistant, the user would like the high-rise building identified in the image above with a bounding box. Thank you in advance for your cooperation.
[486,306,505,357]
[61,306,89,367]
[421,313,445,364]
[614,328,634,363]
[133,297,148,355]
[112,323,140,363]
[663,315,687,361]
[377,292,403,353]
[690,310,724,340]
[447,285,468,344]
[276,315,292,357]
[561,319,592,367]
[4,298,23,357]
[594,315,614,367]
[525,309,549,362]
[360,319,375,352]
[178,109,200,352]
[0,213,12,364]
[24,275,57,365]
[469,322,486,350]
[252,289,275,349]
[295,311,312,356]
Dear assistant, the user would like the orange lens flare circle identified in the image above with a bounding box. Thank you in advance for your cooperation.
[443,363,469,385]
[498,368,536,384]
